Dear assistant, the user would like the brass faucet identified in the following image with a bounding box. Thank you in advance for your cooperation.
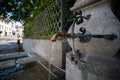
[50,32,71,42]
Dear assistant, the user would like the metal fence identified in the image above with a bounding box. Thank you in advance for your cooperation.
[26,1,62,39]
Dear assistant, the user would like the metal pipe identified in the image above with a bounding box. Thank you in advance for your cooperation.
[50,62,65,73]
[40,56,66,73]
[61,0,65,32]
[50,32,71,42]
[71,19,78,55]
[37,61,58,79]
[48,52,51,80]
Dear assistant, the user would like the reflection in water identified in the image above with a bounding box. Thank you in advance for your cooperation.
[0,62,58,80]
[0,64,24,80]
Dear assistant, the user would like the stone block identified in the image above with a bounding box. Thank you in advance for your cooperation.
[0,52,28,61]
[0,60,15,69]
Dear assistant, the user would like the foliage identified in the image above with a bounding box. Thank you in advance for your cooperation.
[24,1,59,39]
[23,0,76,38]
[23,24,31,38]
[0,0,76,38]
[64,0,76,31]
[0,0,53,22]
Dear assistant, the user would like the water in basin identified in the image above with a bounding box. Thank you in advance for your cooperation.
[0,62,61,80]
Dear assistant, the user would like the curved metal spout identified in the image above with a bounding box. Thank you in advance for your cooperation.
[50,32,71,42]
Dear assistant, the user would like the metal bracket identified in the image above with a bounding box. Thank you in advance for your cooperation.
[74,10,91,25]
[71,50,82,65]
[70,10,117,65]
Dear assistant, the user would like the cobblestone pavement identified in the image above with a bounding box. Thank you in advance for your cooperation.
[0,35,23,54]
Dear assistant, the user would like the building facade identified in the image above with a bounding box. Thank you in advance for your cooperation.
[0,19,23,37]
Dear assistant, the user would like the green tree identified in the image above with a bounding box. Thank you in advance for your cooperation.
[0,0,53,22]
[64,0,76,31]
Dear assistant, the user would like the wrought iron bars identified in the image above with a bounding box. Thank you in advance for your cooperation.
[27,1,62,39]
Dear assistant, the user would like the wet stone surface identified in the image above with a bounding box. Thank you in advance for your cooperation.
[0,36,23,54]
[0,36,65,80]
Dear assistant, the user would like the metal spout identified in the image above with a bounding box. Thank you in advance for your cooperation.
[50,32,71,42]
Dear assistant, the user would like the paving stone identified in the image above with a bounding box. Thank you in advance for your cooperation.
[0,60,15,69]
[0,52,28,61]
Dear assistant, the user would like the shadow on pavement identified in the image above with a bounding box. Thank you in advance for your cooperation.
[0,42,24,54]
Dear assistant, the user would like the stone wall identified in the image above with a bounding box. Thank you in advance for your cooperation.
[23,39,63,67]
[66,52,120,80]
[68,0,120,57]
[66,0,120,80]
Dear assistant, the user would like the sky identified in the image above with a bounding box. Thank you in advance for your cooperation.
[15,22,22,26]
